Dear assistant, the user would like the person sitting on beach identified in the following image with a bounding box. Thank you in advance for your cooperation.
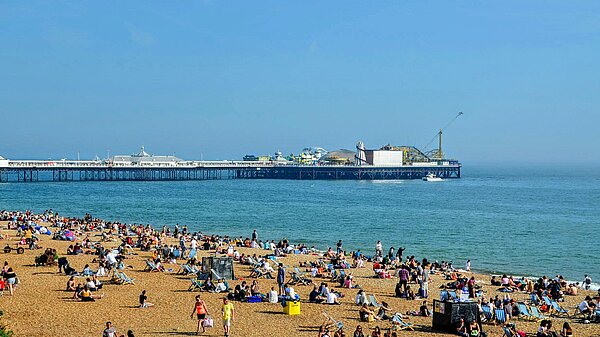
[578,296,593,320]
[454,317,468,337]
[327,290,341,305]
[214,279,228,293]
[318,325,330,337]
[268,286,278,303]
[232,283,248,301]
[491,276,501,286]
[77,285,103,302]
[376,301,393,320]
[102,321,119,337]
[139,290,154,308]
[285,284,298,300]
[359,304,377,322]
[85,277,97,291]
[310,285,324,304]
[565,283,578,296]
[371,326,382,337]
[468,320,480,337]
[343,275,358,288]
[66,276,76,291]
[405,285,415,300]
[537,320,550,337]
[353,325,365,337]
[355,289,368,306]
[407,300,430,316]
[560,322,573,337]
[81,264,94,276]
[334,326,346,337]
[250,280,262,297]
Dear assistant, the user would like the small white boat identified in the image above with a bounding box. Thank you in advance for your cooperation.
[422,173,443,182]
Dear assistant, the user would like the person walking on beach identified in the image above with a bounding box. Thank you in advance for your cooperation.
[336,240,343,254]
[191,294,209,335]
[583,275,592,290]
[221,297,235,337]
[252,230,257,242]
[375,241,382,257]
[466,259,471,272]
[277,263,286,295]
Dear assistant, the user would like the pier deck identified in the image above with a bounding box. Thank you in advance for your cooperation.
[0,160,460,182]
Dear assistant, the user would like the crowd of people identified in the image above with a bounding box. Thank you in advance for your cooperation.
[0,209,599,337]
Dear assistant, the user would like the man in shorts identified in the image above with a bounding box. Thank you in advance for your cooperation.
[221,297,235,337]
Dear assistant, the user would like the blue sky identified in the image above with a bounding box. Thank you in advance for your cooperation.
[1,1,599,164]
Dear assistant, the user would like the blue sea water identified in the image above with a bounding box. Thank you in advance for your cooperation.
[1,165,599,284]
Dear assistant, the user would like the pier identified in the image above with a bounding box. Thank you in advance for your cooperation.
[0,159,460,183]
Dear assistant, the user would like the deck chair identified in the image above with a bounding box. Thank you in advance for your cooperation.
[529,306,548,320]
[549,300,570,317]
[391,314,414,331]
[502,326,515,337]
[368,294,382,307]
[119,272,135,285]
[322,311,344,329]
[542,295,552,306]
[495,308,507,325]
[517,302,535,321]
[188,278,203,291]
[290,270,312,285]
[449,290,459,301]
[294,267,306,277]
[211,268,224,281]
[178,264,196,275]
[250,268,267,278]
[481,304,493,322]
[529,293,540,306]
[144,260,159,272]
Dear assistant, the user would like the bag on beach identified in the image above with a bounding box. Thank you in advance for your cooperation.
[202,316,213,328]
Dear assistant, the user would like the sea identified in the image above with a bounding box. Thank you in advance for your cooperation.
[1,165,599,288]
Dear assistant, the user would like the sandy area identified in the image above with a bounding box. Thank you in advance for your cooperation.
[0,225,598,337]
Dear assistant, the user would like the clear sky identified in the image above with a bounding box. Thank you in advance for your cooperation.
[1,1,599,164]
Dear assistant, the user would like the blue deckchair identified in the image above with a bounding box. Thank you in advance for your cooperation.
[502,326,514,337]
[495,308,507,324]
[481,304,493,322]
[322,311,344,329]
[449,290,458,301]
[542,295,552,306]
[391,314,414,331]
[188,278,203,291]
[119,271,135,285]
[144,260,159,272]
[517,302,535,321]
[529,293,540,306]
[368,294,381,307]
[550,300,570,317]
[529,305,548,320]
